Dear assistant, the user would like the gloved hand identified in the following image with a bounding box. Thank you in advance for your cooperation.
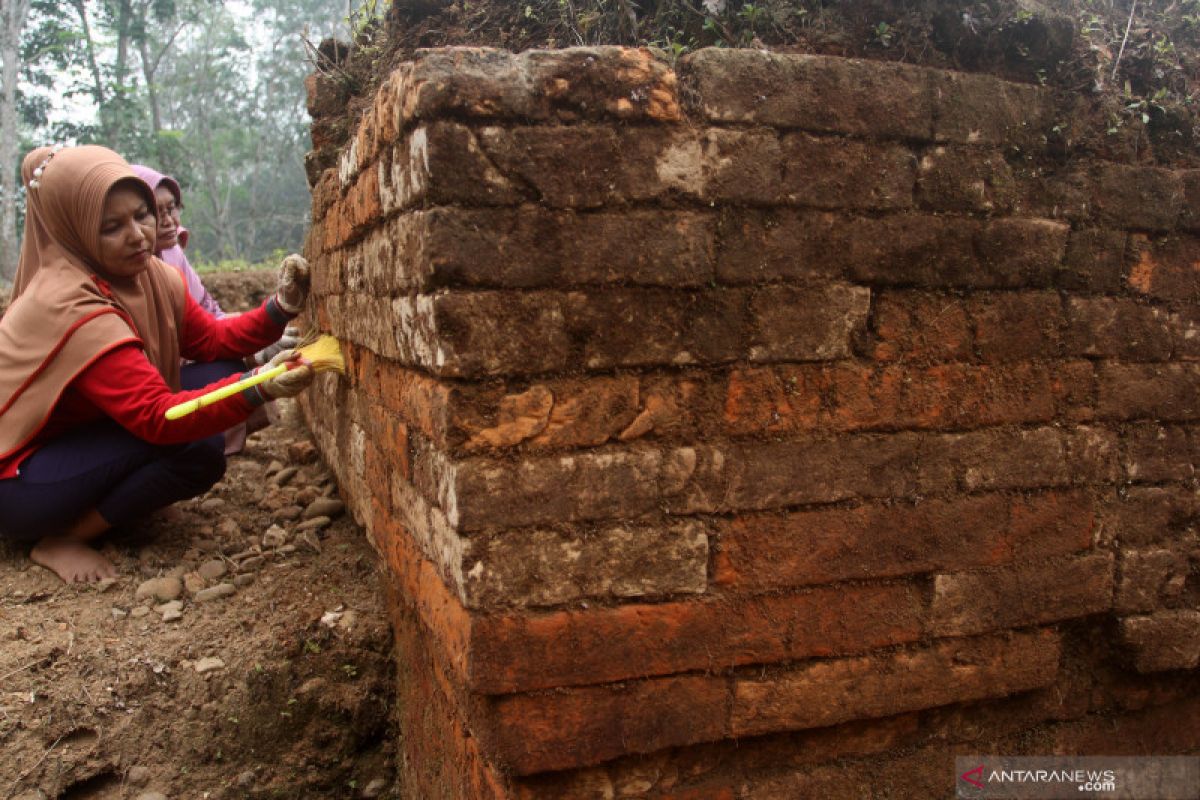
[275,254,310,315]
[251,325,301,367]
[253,349,314,400]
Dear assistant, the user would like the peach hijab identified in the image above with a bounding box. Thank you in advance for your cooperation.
[0,145,186,459]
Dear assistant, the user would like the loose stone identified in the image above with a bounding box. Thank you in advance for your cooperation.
[194,657,224,674]
[135,576,183,603]
[303,497,344,520]
[197,559,227,581]
[194,583,236,602]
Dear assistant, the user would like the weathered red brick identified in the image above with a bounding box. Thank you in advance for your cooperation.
[680,49,935,139]
[731,630,1061,736]
[461,520,709,609]
[747,284,870,362]
[1126,233,1200,301]
[382,121,524,212]
[712,491,1095,590]
[1180,169,1200,233]
[1058,228,1128,292]
[713,209,846,285]
[780,134,915,210]
[1097,363,1200,421]
[916,146,1017,213]
[1064,296,1176,361]
[927,552,1114,636]
[847,216,1067,288]
[1093,164,1184,232]
[1118,611,1200,672]
[1122,423,1196,483]
[1105,486,1200,547]
[931,69,1054,145]
[470,583,923,694]
[485,675,728,774]
[948,425,1118,491]
[968,291,1065,362]
[1114,547,1190,614]
[869,291,973,362]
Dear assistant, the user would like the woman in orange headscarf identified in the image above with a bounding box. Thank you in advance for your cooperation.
[0,144,314,583]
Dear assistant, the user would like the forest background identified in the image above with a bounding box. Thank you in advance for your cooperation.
[0,0,359,285]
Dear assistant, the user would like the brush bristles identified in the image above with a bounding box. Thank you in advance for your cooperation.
[295,334,346,373]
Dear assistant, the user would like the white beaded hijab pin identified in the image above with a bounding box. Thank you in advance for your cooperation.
[27,143,66,190]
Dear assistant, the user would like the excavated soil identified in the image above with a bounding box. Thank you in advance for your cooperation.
[0,271,400,800]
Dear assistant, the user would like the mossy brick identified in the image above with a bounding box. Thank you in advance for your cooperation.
[1180,169,1200,233]
[1058,228,1128,292]
[780,134,915,210]
[928,553,1114,636]
[469,583,924,694]
[713,491,1094,591]
[846,215,1067,289]
[484,675,728,774]
[916,146,1018,213]
[1093,164,1184,232]
[1097,363,1200,421]
[1114,547,1190,614]
[1118,611,1200,672]
[731,630,1061,736]
[679,48,934,140]
[931,70,1055,146]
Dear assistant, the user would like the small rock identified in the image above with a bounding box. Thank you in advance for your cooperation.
[96,578,117,593]
[262,525,289,549]
[230,548,261,561]
[362,777,388,798]
[12,791,47,800]
[238,556,266,573]
[274,505,304,522]
[233,573,255,588]
[288,440,317,463]
[278,544,297,555]
[294,487,319,506]
[195,538,220,553]
[297,531,322,554]
[199,497,226,514]
[183,573,206,594]
[265,459,284,476]
[295,516,331,533]
[237,769,256,787]
[126,765,151,785]
[165,565,188,579]
[217,519,240,539]
[131,606,151,618]
[135,576,183,603]
[197,559,227,581]
[194,583,236,602]
[111,607,128,620]
[194,657,224,674]
[157,600,183,615]
[303,497,344,520]
[273,466,300,486]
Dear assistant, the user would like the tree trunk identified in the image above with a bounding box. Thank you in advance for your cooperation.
[0,0,31,283]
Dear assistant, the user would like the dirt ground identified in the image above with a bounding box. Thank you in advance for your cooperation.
[0,271,400,800]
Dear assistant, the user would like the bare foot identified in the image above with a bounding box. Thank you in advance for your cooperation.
[30,537,118,583]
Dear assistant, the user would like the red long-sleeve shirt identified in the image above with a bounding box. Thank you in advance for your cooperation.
[0,293,290,479]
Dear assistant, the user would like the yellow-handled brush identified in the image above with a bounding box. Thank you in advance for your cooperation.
[165,334,345,420]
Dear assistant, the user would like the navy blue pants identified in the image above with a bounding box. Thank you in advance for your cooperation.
[0,361,243,542]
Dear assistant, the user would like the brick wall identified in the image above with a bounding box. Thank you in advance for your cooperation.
[301,47,1200,798]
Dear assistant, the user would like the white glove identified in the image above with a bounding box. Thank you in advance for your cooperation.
[252,325,301,366]
[253,349,314,400]
[275,254,310,315]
